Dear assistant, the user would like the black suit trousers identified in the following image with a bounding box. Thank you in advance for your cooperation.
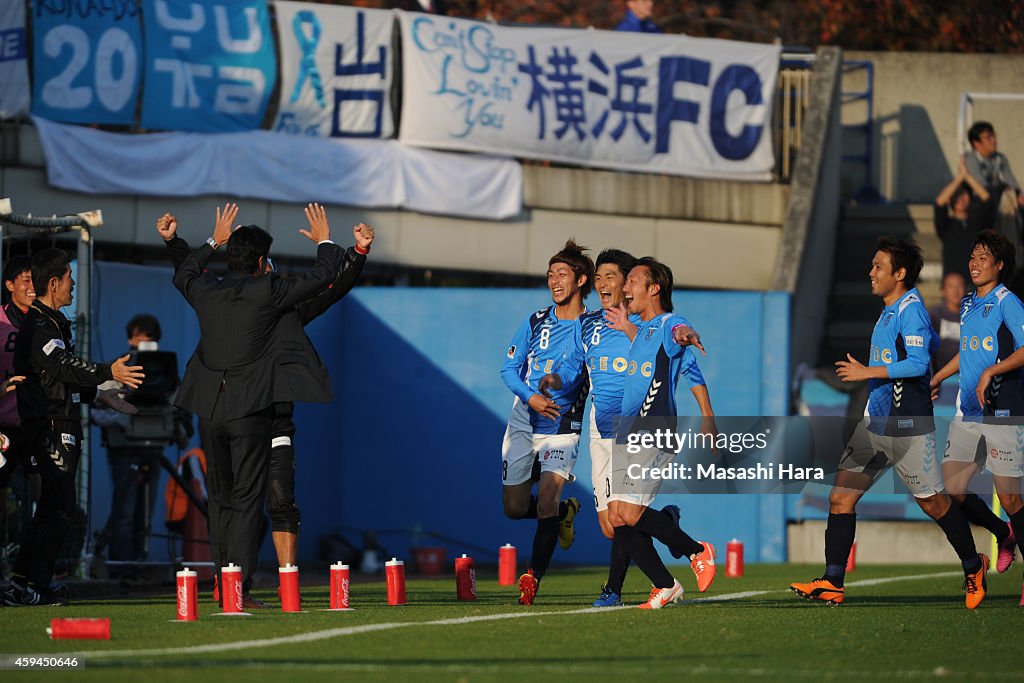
[199,400,273,593]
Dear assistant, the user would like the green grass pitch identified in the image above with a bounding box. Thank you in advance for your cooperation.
[1,564,1021,681]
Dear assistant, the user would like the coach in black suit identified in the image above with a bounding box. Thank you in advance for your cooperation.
[172,203,343,600]
[159,212,371,569]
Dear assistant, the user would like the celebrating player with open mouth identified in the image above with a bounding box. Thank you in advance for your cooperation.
[499,240,593,606]
[606,257,717,609]
[542,250,707,607]
[932,231,1024,606]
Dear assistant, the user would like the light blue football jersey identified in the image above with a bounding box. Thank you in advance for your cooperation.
[864,288,938,435]
[957,284,1024,418]
[620,313,705,419]
[500,305,588,435]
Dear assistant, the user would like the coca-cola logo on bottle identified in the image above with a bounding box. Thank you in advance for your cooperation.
[177,584,189,616]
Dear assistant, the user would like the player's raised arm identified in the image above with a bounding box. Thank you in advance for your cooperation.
[604,303,638,341]
[672,323,705,355]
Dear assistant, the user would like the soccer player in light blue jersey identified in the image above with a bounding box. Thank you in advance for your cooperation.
[540,250,705,608]
[605,257,718,609]
[932,231,1024,604]
[792,236,988,608]
[576,251,643,540]
[500,240,593,606]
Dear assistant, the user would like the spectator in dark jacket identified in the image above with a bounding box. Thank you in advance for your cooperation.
[935,157,992,283]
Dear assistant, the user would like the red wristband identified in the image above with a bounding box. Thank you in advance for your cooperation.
[355,244,370,255]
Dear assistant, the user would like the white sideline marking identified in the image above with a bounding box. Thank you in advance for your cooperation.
[844,571,960,588]
[690,590,769,602]
[60,571,960,661]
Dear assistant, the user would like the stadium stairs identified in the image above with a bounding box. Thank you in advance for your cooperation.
[821,203,940,367]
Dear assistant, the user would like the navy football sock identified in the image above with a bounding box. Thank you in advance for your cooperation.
[529,517,561,580]
[823,512,855,587]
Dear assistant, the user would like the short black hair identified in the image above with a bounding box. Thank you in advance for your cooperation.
[950,181,973,206]
[126,313,162,342]
[875,236,924,289]
[596,248,637,278]
[226,225,273,274]
[30,248,72,296]
[549,239,595,299]
[972,230,1015,284]
[634,256,674,312]
[967,121,995,145]
[3,256,31,285]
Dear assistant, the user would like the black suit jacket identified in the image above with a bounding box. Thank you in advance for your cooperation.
[173,240,343,420]
[275,247,366,404]
[166,236,364,409]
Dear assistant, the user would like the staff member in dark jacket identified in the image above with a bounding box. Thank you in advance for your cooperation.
[2,249,143,606]
[172,203,343,605]
[158,212,372,573]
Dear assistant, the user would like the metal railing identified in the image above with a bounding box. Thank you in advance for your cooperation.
[775,59,813,182]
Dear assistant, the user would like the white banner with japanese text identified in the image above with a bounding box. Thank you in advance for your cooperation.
[273,2,394,139]
[398,14,780,180]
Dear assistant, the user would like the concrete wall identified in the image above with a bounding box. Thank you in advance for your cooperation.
[789,520,991,565]
[841,52,1024,204]
[0,122,785,290]
[774,47,843,371]
[523,165,789,225]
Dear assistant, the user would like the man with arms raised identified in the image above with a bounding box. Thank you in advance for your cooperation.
[173,203,342,606]
[158,211,373,579]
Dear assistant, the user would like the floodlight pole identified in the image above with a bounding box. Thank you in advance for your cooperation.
[0,198,103,578]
